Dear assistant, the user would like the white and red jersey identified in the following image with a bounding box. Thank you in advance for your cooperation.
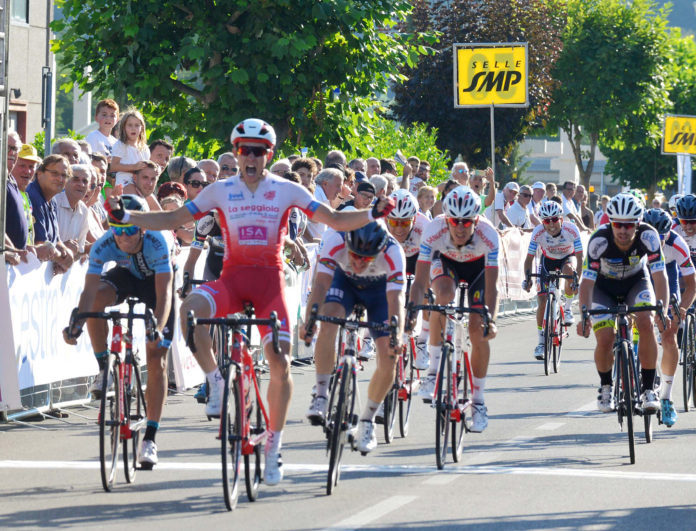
[186,173,320,269]
[664,230,695,275]
[400,212,430,258]
[673,225,696,264]
[417,215,499,267]
[316,228,405,292]
[527,222,583,260]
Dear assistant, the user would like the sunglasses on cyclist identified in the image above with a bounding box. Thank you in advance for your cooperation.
[238,145,269,157]
[348,250,376,263]
[446,217,475,227]
[680,219,696,225]
[112,225,139,236]
[387,218,414,228]
[542,216,560,224]
[611,221,637,230]
[187,180,208,189]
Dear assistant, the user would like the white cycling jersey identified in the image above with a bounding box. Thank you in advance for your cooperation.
[527,222,583,260]
[316,228,405,292]
[417,215,499,267]
[663,230,695,275]
[673,225,696,263]
[400,212,430,258]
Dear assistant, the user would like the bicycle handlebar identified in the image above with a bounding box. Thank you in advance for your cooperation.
[408,303,491,337]
[186,311,281,355]
[670,293,682,325]
[581,301,667,336]
[180,272,207,299]
[66,305,158,342]
[303,303,399,348]
[528,270,579,290]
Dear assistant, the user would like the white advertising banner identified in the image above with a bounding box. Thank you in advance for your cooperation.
[0,260,22,410]
[677,154,692,195]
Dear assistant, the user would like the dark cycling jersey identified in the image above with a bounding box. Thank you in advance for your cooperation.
[88,230,175,278]
[192,211,224,279]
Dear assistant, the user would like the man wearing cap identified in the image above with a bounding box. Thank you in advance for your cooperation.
[10,144,42,247]
[528,182,546,226]
[337,181,376,211]
[485,181,519,229]
[507,185,534,230]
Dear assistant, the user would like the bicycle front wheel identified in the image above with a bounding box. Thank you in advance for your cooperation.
[619,342,636,464]
[245,370,264,502]
[553,306,563,373]
[544,296,554,376]
[399,341,414,438]
[99,360,120,492]
[435,346,451,470]
[452,353,468,462]
[382,382,398,444]
[327,359,353,495]
[123,363,147,482]
[221,368,242,511]
[683,314,695,412]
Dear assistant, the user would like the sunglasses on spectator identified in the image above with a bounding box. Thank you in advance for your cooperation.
[680,219,696,225]
[187,180,208,189]
[387,218,414,228]
[611,221,637,230]
[238,145,269,157]
[348,250,376,263]
[542,216,560,224]
[221,165,238,173]
[447,217,475,227]
[112,225,140,236]
[520,192,532,198]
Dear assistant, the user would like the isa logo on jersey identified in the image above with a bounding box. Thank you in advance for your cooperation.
[239,226,267,245]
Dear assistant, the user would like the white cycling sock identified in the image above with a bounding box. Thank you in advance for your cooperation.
[472,376,486,404]
[315,373,331,398]
[361,399,381,422]
[206,368,223,386]
[660,374,674,400]
[428,344,442,376]
[538,327,544,345]
[267,430,282,454]
[418,321,430,343]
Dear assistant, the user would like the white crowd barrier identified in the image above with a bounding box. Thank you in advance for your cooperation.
[1,228,580,418]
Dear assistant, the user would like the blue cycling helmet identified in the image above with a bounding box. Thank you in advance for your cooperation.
[676,194,696,220]
[643,208,671,235]
[345,222,388,257]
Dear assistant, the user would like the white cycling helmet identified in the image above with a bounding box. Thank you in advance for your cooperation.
[538,200,562,219]
[230,118,276,148]
[443,186,481,219]
[606,192,644,221]
[669,193,684,214]
[388,189,418,219]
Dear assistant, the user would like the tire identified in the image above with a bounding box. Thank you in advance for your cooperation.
[435,346,451,470]
[99,360,119,492]
[620,342,636,464]
[452,352,467,463]
[683,314,695,412]
[221,368,242,511]
[553,306,563,374]
[544,296,554,376]
[123,363,147,482]
[327,359,353,495]
[382,384,398,444]
[398,341,414,438]
[245,370,264,502]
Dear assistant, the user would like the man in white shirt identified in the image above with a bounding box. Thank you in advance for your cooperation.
[485,181,519,229]
[306,167,344,239]
[561,181,588,231]
[56,164,92,255]
[507,185,534,230]
[527,182,545,226]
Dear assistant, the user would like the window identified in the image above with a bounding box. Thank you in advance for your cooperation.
[12,0,28,24]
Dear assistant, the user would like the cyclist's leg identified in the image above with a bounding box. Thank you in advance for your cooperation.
[629,279,658,392]
[562,256,578,298]
[88,269,122,365]
[590,285,617,411]
[428,257,457,375]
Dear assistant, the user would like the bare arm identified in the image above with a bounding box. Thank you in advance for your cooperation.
[497,209,513,228]
[310,197,391,232]
[121,204,193,231]
[110,157,146,174]
[407,259,430,326]
[303,271,333,329]
[386,289,405,348]
[153,271,174,335]
[484,168,496,207]
[680,273,696,314]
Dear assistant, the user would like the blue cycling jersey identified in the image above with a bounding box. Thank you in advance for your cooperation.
[87,230,174,278]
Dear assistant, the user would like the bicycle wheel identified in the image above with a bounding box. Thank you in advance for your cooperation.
[327,359,353,495]
[123,363,147,481]
[99,360,120,492]
[435,345,451,470]
[399,341,414,438]
[619,342,636,464]
[683,314,695,412]
[452,353,468,463]
[382,384,398,444]
[553,307,563,374]
[245,370,264,502]
[543,296,554,376]
[221,368,242,511]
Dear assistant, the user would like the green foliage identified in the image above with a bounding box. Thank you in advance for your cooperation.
[392,0,566,171]
[31,129,85,158]
[53,0,431,154]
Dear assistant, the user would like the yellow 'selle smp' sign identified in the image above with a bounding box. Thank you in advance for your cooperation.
[663,114,696,156]
[453,43,528,108]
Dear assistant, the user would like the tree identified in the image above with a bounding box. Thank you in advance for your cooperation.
[546,0,672,189]
[392,0,565,170]
[52,0,430,154]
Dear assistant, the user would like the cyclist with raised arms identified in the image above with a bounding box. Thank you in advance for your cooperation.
[643,208,696,426]
[577,193,669,413]
[523,200,583,360]
[63,194,176,469]
[408,186,499,433]
[303,222,405,453]
[385,189,431,368]
[104,118,395,485]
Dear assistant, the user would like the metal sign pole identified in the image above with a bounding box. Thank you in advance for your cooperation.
[490,104,495,174]
[0,0,10,254]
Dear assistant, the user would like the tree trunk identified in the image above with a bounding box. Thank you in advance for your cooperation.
[564,122,598,189]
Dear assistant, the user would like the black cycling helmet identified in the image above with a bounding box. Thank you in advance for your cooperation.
[643,208,672,235]
[109,194,149,227]
[676,194,696,220]
[345,222,388,257]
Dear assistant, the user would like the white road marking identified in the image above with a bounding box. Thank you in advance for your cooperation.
[536,422,565,431]
[324,495,417,531]
[423,474,458,485]
[5,460,696,483]
[566,401,597,417]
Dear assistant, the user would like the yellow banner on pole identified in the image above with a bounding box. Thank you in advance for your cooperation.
[663,114,696,155]
[453,43,528,108]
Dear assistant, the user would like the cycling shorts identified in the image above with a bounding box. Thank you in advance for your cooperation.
[590,274,654,331]
[324,268,390,339]
[537,254,576,295]
[430,253,485,307]
[195,266,291,345]
[101,267,176,344]
[405,254,418,276]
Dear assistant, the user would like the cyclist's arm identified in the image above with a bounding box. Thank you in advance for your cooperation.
[408,259,429,315]
[304,271,333,325]
[73,273,102,327]
[681,273,696,314]
[153,271,173,335]
[484,267,499,321]
[183,246,203,278]
[523,253,535,278]
[651,268,669,311]
[386,289,405,341]
[310,199,390,232]
[578,276,594,316]
[573,250,583,273]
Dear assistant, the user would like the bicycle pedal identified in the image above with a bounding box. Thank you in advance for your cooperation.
[139,462,154,471]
